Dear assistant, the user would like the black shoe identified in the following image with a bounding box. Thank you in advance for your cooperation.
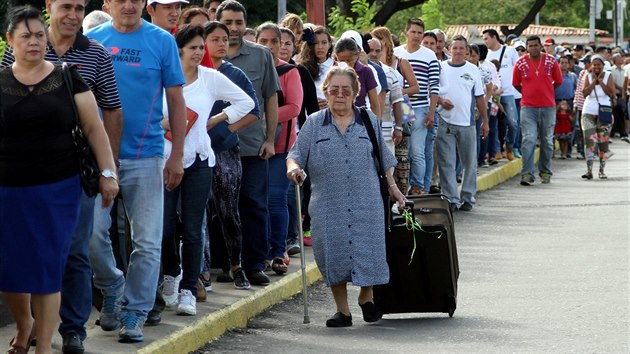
[286,238,301,255]
[459,202,473,211]
[62,333,84,354]
[245,270,270,286]
[449,203,458,213]
[358,301,383,322]
[145,309,161,326]
[216,270,233,283]
[429,185,441,194]
[325,312,352,327]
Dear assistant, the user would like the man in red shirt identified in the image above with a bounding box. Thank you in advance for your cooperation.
[513,35,563,185]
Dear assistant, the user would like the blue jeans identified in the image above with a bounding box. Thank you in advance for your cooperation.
[268,153,290,259]
[239,156,269,271]
[59,192,95,340]
[514,98,522,150]
[500,95,519,150]
[488,114,500,156]
[520,106,556,176]
[423,119,437,190]
[476,115,485,163]
[408,106,430,188]
[162,156,212,296]
[436,120,478,207]
[89,157,165,317]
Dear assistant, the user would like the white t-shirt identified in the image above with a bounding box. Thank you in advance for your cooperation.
[583,71,612,116]
[162,66,254,168]
[315,57,335,99]
[486,45,519,96]
[439,61,484,127]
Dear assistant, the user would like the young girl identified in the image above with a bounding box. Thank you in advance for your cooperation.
[555,100,574,159]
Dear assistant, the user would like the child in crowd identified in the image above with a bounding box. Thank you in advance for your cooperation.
[554,100,574,159]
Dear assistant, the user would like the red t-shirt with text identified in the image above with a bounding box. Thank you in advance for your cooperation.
[513,53,562,108]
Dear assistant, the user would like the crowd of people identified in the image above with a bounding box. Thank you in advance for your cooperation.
[1,0,629,352]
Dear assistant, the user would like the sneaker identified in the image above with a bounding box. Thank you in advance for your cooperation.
[232,268,251,290]
[449,203,458,213]
[118,312,144,343]
[62,332,84,354]
[216,270,233,283]
[245,270,270,286]
[303,230,312,246]
[99,295,121,331]
[520,173,535,186]
[540,172,551,184]
[286,238,301,255]
[488,157,498,165]
[513,148,522,158]
[200,272,214,290]
[145,309,161,326]
[481,160,490,168]
[162,274,181,308]
[621,136,630,144]
[196,279,207,302]
[459,202,473,211]
[176,290,197,316]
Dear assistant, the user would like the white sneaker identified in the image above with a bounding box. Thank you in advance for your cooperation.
[162,274,181,308]
[176,289,196,316]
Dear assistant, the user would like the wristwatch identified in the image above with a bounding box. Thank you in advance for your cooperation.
[394,126,403,132]
[100,169,118,181]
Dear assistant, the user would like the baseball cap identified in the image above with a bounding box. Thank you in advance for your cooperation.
[543,37,555,45]
[512,40,525,50]
[506,34,517,45]
[580,55,591,64]
[340,30,364,52]
[147,0,189,5]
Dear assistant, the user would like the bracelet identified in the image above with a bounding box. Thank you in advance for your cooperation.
[394,126,403,131]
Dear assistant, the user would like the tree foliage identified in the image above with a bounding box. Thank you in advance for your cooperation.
[328,0,377,37]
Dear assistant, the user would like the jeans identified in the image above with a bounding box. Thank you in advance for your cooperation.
[423,119,437,191]
[436,120,478,207]
[488,114,500,156]
[286,184,298,243]
[239,156,269,271]
[514,98,522,150]
[162,156,212,296]
[59,192,95,340]
[520,106,556,176]
[476,115,485,163]
[268,153,290,259]
[408,106,430,188]
[89,157,165,317]
[500,95,519,150]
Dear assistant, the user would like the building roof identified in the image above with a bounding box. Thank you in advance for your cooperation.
[445,24,609,41]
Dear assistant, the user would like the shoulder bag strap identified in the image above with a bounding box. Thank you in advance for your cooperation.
[61,62,80,125]
[359,108,384,176]
[498,45,507,68]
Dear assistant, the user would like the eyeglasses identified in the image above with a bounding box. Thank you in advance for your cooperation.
[327,88,353,97]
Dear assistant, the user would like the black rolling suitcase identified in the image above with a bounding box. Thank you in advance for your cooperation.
[374,194,459,317]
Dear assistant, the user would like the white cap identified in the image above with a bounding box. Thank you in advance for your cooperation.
[340,30,364,52]
[148,0,189,5]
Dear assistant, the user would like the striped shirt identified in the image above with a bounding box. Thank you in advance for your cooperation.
[1,33,121,110]
[394,45,440,108]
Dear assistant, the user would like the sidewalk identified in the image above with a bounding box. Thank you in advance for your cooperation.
[0,153,534,354]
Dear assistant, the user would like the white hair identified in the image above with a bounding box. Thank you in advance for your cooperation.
[82,10,112,33]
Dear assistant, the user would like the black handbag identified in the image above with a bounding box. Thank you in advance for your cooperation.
[359,108,390,229]
[592,75,613,125]
[62,63,100,197]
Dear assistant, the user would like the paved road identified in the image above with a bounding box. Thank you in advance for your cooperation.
[199,143,630,353]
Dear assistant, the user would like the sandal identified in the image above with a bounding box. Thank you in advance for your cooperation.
[271,257,288,275]
[7,328,34,354]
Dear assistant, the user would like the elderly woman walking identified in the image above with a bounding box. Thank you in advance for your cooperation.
[287,66,405,327]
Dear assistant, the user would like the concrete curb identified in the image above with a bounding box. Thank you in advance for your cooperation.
[139,151,539,353]
[138,264,322,354]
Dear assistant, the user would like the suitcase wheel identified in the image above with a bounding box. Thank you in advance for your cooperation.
[448,308,454,317]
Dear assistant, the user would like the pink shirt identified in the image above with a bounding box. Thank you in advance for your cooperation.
[275,59,304,153]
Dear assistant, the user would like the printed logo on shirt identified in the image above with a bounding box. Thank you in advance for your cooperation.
[460,73,474,82]
[107,47,143,66]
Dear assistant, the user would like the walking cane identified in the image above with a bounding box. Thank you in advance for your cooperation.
[294,175,310,324]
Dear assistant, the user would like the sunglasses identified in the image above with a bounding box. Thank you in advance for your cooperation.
[327,88,353,97]
[517,48,526,52]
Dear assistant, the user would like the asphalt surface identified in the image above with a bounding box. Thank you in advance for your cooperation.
[199,141,630,353]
